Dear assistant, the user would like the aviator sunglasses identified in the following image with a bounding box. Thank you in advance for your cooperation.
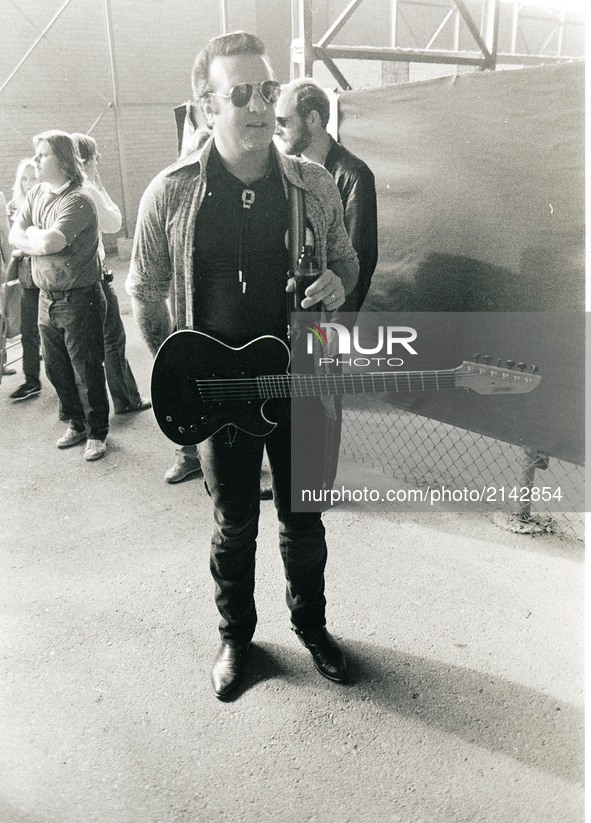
[206,80,281,108]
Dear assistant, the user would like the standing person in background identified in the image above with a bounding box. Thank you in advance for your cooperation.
[72,133,150,416]
[275,78,378,490]
[6,159,42,399]
[0,191,10,268]
[9,130,110,461]
[161,127,212,484]
[275,78,378,316]
[0,188,16,377]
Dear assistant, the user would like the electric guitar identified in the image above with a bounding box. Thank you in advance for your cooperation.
[151,330,541,445]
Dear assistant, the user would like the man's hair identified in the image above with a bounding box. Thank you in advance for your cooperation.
[291,79,331,129]
[12,157,37,207]
[191,31,270,100]
[71,132,98,164]
[33,129,84,187]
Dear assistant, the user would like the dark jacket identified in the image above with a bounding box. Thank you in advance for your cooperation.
[324,136,378,313]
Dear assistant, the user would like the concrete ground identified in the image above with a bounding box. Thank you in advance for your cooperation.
[0,259,585,823]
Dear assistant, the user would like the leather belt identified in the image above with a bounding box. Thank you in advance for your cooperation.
[41,284,98,301]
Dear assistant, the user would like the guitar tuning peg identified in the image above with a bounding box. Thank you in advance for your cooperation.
[497,358,502,367]
[506,359,516,369]
[518,362,526,371]
[473,353,480,362]
[530,364,539,373]
[483,355,491,364]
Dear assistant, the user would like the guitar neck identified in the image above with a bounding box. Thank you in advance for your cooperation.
[256,370,457,398]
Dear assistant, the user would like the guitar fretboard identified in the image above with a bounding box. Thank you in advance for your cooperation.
[196,370,457,400]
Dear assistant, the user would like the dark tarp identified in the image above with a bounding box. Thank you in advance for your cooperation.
[337,61,585,464]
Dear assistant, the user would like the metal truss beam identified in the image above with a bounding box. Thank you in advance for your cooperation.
[292,0,581,90]
[317,0,367,48]
[0,0,74,96]
[316,43,569,66]
[453,0,494,67]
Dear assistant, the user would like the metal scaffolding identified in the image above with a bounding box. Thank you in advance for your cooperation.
[290,0,583,88]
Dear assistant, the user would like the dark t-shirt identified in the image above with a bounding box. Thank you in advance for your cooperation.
[193,145,289,347]
[16,182,101,291]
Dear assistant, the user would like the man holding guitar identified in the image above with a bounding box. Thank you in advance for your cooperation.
[127,32,358,699]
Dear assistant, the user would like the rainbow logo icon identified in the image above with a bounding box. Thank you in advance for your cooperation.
[305,322,329,348]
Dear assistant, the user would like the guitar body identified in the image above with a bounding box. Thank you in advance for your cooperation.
[151,330,291,445]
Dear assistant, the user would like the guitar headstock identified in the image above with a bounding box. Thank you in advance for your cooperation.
[454,355,541,395]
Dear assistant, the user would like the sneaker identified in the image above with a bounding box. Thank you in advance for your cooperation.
[56,425,87,449]
[10,382,41,401]
[164,456,202,483]
[84,439,107,461]
[115,398,152,414]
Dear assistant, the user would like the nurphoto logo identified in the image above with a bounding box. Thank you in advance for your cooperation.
[306,321,419,368]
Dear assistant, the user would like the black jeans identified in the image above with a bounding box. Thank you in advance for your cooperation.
[199,410,328,645]
[20,286,41,386]
[38,284,109,440]
[101,279,142,413]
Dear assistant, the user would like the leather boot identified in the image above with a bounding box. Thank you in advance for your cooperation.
[211,641,251,698]
[293,627,348,683]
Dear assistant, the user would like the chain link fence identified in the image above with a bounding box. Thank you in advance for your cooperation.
[340,395,585,541]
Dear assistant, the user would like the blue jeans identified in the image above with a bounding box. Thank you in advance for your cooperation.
[199,411,328,644]
[38,284,109,440]
[101,279,142,412]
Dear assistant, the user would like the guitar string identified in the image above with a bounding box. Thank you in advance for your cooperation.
[193,371,458,398]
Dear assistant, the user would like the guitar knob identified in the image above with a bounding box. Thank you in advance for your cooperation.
[178,426,185,434]
[518,362,526,371]
[530,365,539,373]
[473,353,480,362]
[190,424,198,432]
[506,359,516,369]
[483,355,491,364]
[166,415,172,422]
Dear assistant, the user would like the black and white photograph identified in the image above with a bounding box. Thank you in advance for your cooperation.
[0,2,586,822]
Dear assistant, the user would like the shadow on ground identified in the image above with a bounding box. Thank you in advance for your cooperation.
[234,639,583,787]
